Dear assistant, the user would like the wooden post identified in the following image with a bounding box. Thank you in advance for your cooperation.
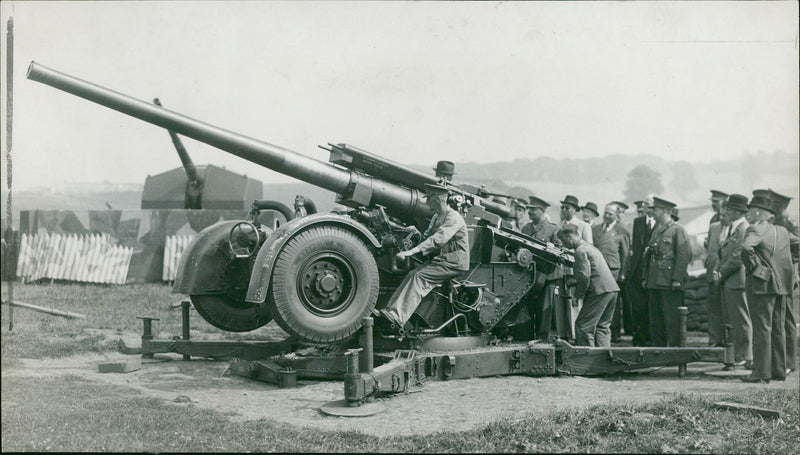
[5,17,14,331]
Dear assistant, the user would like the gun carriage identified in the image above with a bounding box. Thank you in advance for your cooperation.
[28,62,734,412]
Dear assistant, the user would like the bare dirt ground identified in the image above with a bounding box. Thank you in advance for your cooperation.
[3,347,798,437]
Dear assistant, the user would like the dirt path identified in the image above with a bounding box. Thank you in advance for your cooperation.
[3,352,797,436]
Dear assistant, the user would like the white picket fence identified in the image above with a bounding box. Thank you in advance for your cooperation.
[162,235,194,282]
[15,233,134,284]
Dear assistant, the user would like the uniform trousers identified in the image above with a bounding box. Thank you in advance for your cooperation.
[533,281,559,340]
[575,291,617,347]
[748,293,786,380]
[707,283,724,346]
[384,261,462,325]
[626,272,650,346]
[648,289,683,346]
[785,289,798,370]
[722,286,752,362]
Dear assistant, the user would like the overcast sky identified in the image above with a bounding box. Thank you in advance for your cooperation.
[1,1,798,191]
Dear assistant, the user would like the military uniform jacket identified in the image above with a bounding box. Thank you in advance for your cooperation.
[741,221,799,295]
[644,220,692,290]
[627,216,654,279]
[717,219,749,290]
[417,206,470,271]
[591,222,630,272]
[522,219,560,244]
[573,240,620,299]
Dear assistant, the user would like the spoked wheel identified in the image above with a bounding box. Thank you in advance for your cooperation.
[269,225,379,343]
[190,259,272,332]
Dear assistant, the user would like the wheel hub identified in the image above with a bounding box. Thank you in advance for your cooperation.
[298,254,355,317]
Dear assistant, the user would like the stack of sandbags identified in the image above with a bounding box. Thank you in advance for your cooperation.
[683,272,709,331]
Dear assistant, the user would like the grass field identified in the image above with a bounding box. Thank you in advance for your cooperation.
[2,282,799,452]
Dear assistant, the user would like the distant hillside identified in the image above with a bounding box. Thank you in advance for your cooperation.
[3,151,797,230]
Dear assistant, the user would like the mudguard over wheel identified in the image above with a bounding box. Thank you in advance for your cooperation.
[269,225,379,343]
[190,257,272,332]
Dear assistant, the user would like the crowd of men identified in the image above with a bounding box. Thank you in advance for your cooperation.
[377,161,799,383]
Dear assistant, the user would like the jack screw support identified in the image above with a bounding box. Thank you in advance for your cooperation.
[721,324,735,370]
[181,300,191,360]
[678,306,688,378]
[361,317,374,374]
[137,316,160,359]
[344,348,363,407]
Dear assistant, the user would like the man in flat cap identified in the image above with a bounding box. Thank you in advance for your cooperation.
[558,224,619,346]
[593,203,631,343]
[741,193,799,383]
[559,195,593,245]
[644,197,692,346]
[522,196,561,339]
[626,199,656,346]
[582,202,600,226]
[511,198,531,232]
[379,183,470,328]
[714,194,753,367]
[769,190,799,374]
[710,190,729,225]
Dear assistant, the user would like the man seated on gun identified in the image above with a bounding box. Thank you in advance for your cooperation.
[378,183,470,328]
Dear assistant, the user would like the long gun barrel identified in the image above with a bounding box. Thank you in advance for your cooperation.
[27,61,431,218]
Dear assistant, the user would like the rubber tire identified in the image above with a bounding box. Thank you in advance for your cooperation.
[191,294,272,332]
[269,225,379,343]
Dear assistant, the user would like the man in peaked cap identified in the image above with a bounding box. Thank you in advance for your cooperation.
[522,196,562,340]
[558,223,620,346]
[379,183,470,328]
[643,197,692,346]
[581,202,600,226]
[433,160,455,182]
[741,193,799,382]
[559,195,593,244]
[710,190,729,224]
[769,189,799,374]
[714,194,753,367]
[634,200,649,218]
[626,198,656,346]
[705,200,730,347]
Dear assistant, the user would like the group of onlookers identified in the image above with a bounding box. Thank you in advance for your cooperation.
[704,189,799,383]
[510,189,798,383]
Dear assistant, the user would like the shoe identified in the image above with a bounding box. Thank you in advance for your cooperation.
[733,360,746,367]
[771,376,786,382]
[744,361,753,370]
[740,376,770,384]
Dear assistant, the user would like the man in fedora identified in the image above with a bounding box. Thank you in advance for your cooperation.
[769,189,799,374]
[379,183,470,328]
[558,224,619,346]
[592,202,631,342]
[714,194,752,367]
[523,196,562,339]
[626,198,656,346]
[433,160,455,182]
[582,202,600,226]
[741,193,799,383]
[643,197,692,346]
[559,195,593,244]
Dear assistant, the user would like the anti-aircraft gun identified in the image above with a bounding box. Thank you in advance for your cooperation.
[27,62,574,345]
